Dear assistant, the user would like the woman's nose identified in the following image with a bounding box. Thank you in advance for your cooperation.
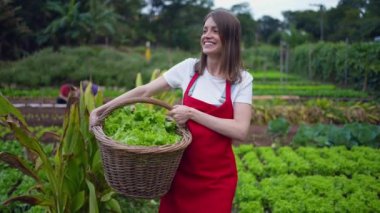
[203,30,211,38]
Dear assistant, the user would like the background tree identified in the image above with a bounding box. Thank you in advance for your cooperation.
[231,2,256,48]
[256,15,282,45]
[149,0,212,50]
[282,10,319,42]
[110,0,147,45]
[86,0,121,45]
[0,0,31,60]
[40,0,91,51]
[2,0,380,60]
[358,0,380,41]
[281,25,311,47]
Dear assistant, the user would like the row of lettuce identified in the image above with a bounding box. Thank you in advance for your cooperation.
[0,90,379,212]
[233,145,380,213]
[2,140,379,212]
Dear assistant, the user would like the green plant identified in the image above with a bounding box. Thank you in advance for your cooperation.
[292,123,380,148]
[267,117,290,147]
[104,104,180,146]
[0,84,121,212]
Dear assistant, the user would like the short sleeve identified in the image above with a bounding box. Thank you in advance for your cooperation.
[234,71,253,105]
[163,58,197,89]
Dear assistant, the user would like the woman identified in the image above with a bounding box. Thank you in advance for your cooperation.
[90,9,253,213]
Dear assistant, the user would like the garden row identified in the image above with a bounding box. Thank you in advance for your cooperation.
[2,140,379,212]
[234,145,380,178]
[251,71,369,99]
[1,44,378,97]
[244,42,380,97]
[1,98,378,128]
[233,145,380,212]
[1,91,379,212]
[0,70,372,100]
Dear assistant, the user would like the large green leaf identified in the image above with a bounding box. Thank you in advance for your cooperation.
[346,123,380,146]
[0,152,40,181]
[72,190,85,212]
[86,179,99,213]
[3,195,43,206]
[105,198,121,213]
[4,115,50,167]
[0,94,26,125]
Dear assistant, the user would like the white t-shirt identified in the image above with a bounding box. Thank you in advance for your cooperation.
[163,58,253,106]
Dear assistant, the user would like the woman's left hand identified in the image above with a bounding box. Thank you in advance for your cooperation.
[168,105,193,126]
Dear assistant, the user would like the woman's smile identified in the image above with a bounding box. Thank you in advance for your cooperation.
[201,17,222,56]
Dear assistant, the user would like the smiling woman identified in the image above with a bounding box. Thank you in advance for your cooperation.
[90,8,253,213]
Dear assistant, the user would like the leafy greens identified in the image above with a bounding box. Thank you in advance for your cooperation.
[104,104,181,146]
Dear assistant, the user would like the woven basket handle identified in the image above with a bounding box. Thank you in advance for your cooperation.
[96,97,173,125]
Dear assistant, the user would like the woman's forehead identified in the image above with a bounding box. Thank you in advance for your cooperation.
[204,17,217,27]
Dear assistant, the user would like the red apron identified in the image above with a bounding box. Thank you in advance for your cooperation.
[159,72,238,213]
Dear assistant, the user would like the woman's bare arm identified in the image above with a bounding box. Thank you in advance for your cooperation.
[169,103,252,141]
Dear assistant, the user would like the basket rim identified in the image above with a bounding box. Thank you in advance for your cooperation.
[92,125,191,154]
[91,97,192,154]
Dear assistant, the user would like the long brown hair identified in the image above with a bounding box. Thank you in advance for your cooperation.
[195,9,243,83]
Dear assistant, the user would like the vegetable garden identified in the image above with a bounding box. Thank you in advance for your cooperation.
[0,45,379,212]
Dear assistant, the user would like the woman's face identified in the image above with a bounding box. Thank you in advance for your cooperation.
[201,17,222,57]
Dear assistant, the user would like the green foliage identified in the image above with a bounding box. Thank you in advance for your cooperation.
[289,42,380,95]
[253,99,380,125]
[243,45,280,71]
[104,104,180,146]
[292,123,380,148]
[0,86,120,212]
[233,145,380,212]
[0,0,31,60]
[250,70,370,98]
[40,0,91,49]
[0,46,195,89]
[267,117,290,137]
[256,147,288,176]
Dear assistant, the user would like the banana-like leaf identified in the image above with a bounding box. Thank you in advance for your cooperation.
[3,195,42,206]
[105,198,121,213]
[84,82,95,111]
[86,179,99,213]
[0,152,40,181]
[62,104,83,156]
[100,191,115,202]
[5,115,50,166]
[72,190,85,212]
[94,90,103,107]
[0,94,27,126]
[135,72,143,87]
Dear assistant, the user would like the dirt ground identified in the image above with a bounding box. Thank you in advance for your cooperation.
[233,125,299,147]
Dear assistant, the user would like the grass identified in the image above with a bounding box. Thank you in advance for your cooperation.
[0,46,196,89]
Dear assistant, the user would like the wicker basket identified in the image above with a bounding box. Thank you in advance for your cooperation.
[91,97,192,199]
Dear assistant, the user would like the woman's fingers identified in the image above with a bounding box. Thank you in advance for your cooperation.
[169,105,191,125]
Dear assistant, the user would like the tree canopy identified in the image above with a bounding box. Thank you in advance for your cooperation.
[1,0,379,60]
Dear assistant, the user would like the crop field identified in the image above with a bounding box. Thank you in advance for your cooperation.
[0,46,379,212]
